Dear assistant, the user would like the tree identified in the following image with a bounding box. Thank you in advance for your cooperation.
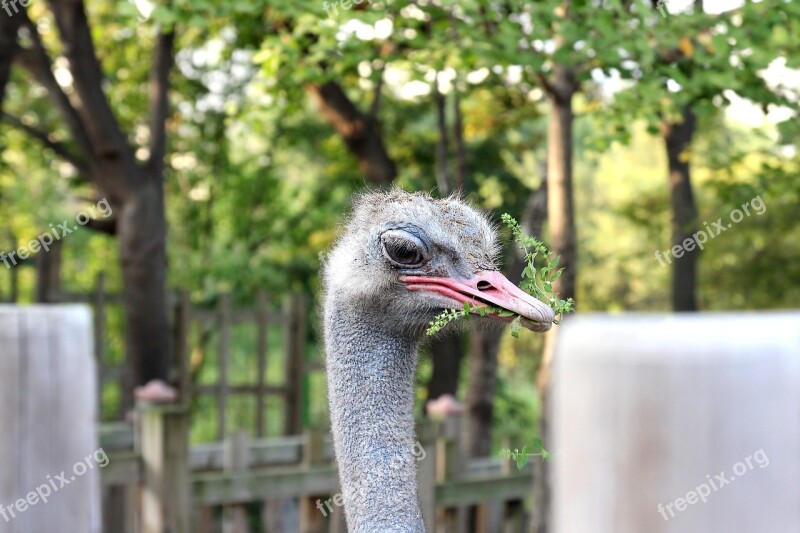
[2,3,175,405]
[604,0,800,311]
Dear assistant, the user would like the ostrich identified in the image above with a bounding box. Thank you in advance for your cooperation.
[323,190,555,532]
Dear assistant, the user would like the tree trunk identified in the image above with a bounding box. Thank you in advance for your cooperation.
[35,238,63,303]
[465,328,504,457]
[545,78,577,301]
[532,63,578,533]
[426,334,464,405]
[452,93,467,193]
[117,181,171,406]
[662,105,699,311]
[434,77,450,196]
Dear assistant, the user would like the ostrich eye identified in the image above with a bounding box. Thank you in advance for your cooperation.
[381,231,427,268]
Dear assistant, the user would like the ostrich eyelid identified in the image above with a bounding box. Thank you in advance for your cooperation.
[380,230,429,268]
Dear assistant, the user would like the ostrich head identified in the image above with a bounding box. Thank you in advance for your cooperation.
[324,190,555,334]
[322,190,554,533]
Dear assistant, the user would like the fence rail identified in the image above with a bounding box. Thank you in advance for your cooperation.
[100,407,532,533]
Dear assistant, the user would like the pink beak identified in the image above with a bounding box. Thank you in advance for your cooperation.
[401,271,555,332]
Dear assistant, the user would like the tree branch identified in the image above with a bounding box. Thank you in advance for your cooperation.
[15,15,94,159]
[83,217,117,235]
[1,111,89,173]
[0,12,23,111]
[534,71,557,99]
[48,0,141,191]
[146,30,175,180]
[368,66,384,119]
[306,81,396,186]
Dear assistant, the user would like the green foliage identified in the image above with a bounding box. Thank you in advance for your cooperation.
[425,301,516,336]
[426,215,575,336]
[500,437,550,470]
[500,214,575,323]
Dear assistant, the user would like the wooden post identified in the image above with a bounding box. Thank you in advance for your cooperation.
[223,431,250,533]
[284,294,306,436]
[255,291,270,438]
[139,404,190,533]
[93,272,108,416]
[329,498,348,533]
[500,436,525,533]
[502,500,525,533]
[552,314,800,533]
[218,294,232,440]
[0,306,100,532]
[299,427,326,533]
[417,421,437,531]
[436,413,468,533]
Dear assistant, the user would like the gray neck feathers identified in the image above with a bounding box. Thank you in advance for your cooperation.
[324,293,426,532]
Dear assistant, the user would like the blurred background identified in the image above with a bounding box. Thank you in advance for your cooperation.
[0,0,798,531]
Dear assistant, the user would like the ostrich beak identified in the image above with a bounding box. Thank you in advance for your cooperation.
[401,271,555,332]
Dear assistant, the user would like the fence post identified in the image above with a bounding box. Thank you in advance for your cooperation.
[255,291,270,438]
[223,431,250,533]
[436,413,468,533]
[417,420,437,531]
[93,272,108,416]
[299,427,327,533]
[284,294,306,435]
[218,294,231,440]
[139,403,190,533]
[501,436,525,533]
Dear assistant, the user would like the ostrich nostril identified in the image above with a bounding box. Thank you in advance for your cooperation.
[476,280,493,291]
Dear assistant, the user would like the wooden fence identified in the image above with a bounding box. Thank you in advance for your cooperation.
[175,291,310,438]
[100,407,532,533]
[59,273,313,438]
[24,274,531,531]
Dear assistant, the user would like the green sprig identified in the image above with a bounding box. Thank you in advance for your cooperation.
[500,213,575,325]
[426,213,575,336]
[499,437,551,470]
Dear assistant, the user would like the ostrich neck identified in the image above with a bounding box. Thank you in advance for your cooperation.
[324,297,426,532]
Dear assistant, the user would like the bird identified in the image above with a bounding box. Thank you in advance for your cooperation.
[322,190,555,532]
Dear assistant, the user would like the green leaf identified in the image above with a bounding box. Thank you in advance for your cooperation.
[515,445,529,469]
